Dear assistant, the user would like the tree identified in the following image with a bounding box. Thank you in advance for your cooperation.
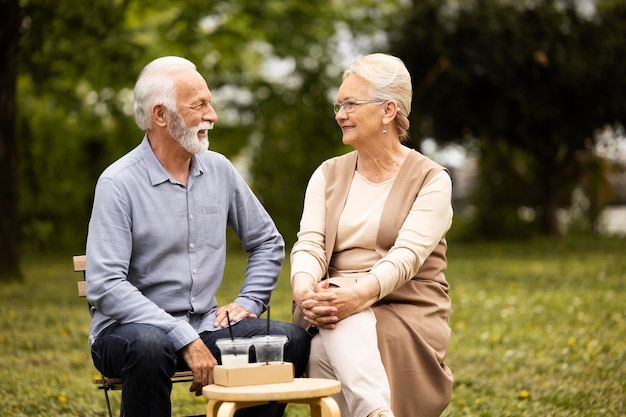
[0,0,21,282]
[15,0,147,260]
[1,0,403,282]
[391,0,626,237]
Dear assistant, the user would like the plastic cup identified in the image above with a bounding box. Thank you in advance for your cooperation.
[215,338,252,368]
[251,335,288,364]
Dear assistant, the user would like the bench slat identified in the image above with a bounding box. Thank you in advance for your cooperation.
[77,281,87,298]
[94,371,194,387]
[73,255,86,272]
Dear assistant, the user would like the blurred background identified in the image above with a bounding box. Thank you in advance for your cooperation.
[1,0,625,281]
[1,2,625,416]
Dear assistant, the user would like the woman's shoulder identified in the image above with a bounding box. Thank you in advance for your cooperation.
[320,150,358,174]
[405,148,447,172]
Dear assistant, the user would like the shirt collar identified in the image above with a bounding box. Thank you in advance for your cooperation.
[190,153,206,177]
[140,135,205,186]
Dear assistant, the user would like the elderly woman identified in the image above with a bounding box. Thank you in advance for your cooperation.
[291,53,453,417]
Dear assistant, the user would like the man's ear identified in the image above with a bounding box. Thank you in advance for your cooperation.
[152,104,168,127]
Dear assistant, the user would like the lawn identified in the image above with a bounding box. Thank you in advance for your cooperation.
[0,237,624,416]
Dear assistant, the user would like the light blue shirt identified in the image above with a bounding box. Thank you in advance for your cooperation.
[86,136,284,350]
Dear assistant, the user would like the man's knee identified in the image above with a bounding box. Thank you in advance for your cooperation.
[129,325,174,360]
[286,324,311,352]
[92,323,176,378]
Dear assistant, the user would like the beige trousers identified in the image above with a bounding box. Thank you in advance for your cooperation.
[307,308,391,417]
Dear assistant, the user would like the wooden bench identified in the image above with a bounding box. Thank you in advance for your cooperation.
[73,255,195,417]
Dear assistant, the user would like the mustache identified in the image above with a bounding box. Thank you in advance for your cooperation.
[196,122,214,131]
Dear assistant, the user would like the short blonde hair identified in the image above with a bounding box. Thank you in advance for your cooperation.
[133,56,197,131]
[344,53,412,141]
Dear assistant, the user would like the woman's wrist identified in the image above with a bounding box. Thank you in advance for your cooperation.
[355,273,382,307]
[291,272,316,305]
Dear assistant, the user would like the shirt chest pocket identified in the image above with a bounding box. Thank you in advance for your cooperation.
[202,204,225,249]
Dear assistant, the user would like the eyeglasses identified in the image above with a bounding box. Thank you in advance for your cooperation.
[333,99,385,115]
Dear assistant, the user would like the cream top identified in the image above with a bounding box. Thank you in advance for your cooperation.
[291,166,452,299]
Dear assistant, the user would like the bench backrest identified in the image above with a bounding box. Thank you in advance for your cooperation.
[74,255,87,297]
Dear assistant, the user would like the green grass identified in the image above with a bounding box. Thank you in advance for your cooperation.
[0,237,624,416]
[442,237,625,417]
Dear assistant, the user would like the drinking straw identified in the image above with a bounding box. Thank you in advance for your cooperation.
[265,306,271,364]
[226,311,235,341]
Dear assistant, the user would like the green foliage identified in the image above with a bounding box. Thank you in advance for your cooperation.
[14,0,626,255]
[15,0,405,252]
[391,0,626,236]
[17,0,147,252]
[459,138,546,240]
[1,238,624,416]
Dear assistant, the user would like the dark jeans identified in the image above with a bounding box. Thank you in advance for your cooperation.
[91,318,310,417]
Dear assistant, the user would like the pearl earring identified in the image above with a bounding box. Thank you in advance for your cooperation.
[382,127,387,134]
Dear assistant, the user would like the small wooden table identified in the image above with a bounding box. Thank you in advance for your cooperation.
[202,377,341,417]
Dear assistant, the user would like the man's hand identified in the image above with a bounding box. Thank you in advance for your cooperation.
[180,338,218,396]
[214,303,258,328]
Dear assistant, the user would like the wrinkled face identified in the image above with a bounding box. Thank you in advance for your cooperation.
[168,70,218,154]
[335,74,385,146]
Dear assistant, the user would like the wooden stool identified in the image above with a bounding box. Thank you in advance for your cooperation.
[202,377,341,417]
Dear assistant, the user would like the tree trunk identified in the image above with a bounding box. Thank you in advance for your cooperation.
[0,0,22,282]
[536,171,563,237]
[538,197,562,237]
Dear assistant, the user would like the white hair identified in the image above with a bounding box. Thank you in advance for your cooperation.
[344,53,412,141]
[133,56,197,131]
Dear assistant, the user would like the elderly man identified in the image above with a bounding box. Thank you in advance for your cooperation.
[86,56,310,417]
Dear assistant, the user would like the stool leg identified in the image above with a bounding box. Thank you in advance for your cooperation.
[309,396,342,417]
[206,399,222,417]
[216,402,238,417]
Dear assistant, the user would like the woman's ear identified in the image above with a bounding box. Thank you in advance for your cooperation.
[382,100,398,125]
[152,104,168,127]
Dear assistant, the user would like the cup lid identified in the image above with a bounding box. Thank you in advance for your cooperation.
[251,334,288,343]
[216,337,252,347]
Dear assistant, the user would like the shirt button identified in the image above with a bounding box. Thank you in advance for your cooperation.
[192,268,197,274]
[191,297,196,302]
[189,243,195,249]
[189,214,194,220]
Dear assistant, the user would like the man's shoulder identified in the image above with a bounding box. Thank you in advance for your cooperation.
[99,145,144,180]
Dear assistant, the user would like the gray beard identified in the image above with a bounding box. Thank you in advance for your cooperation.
[168,111,210,154]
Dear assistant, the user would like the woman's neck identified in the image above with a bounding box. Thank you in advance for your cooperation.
[356,142,410,183]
